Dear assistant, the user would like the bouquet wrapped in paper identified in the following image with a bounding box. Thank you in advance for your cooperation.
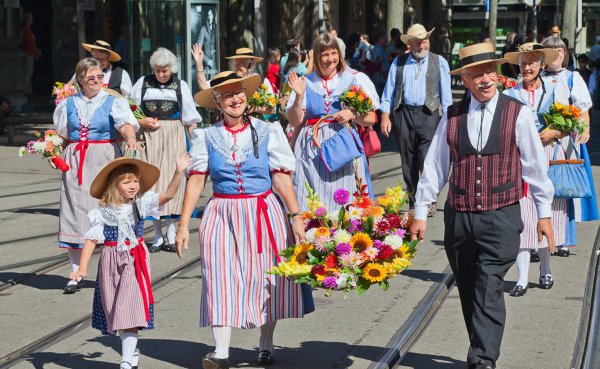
[269,180,418,296]
[18,130,69,172]
[543,102,586,135]
[51,82,77,106]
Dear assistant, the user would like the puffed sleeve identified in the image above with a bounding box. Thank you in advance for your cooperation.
[83,208,105,242]
[354,72,381,110]
[129,77,144,105]
[53,99,68,137]
[139,191,160,219]
[188,128,209,175]
[111,97,140,132]
[180,80,203,127]
[571,72,593,112]
[267,122,296,173]
[120,70,133,99]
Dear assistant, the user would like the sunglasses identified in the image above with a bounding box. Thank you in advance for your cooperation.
[86,74,104,82]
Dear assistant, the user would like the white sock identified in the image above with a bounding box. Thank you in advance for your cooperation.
[67,249,81,285]
[166,219,177,244]
[131,349,139,367]
[515,249,530,288]
[259,321,277,352]
[212,326,231,359]
[120,331,138,367]
[539,247,552,277]
[153,220,164,245]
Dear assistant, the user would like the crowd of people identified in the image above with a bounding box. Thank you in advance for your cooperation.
[48,21,599,369]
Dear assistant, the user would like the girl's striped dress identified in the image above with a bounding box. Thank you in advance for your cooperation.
[188,118,303,328]
[86,192,159,335]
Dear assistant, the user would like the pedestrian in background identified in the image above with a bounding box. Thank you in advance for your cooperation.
[380,23,452,215]
[21,13,41,97]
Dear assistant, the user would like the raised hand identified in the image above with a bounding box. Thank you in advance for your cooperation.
[175,153,191,173]
[287,71,306,97]
[192,44,205,67]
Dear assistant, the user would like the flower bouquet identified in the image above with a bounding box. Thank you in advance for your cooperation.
[543,102,586,134]
[247,84,278,119]
[128,99,147,120]
[18,130,69,172]
[338,85,373,118]
[269,180,418,296]
[51,82,77,106]
[496,74,517,92]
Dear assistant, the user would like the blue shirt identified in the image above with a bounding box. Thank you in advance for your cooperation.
[380,53,452,114]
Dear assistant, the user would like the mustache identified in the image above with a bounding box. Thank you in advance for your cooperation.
[477,82,495,89]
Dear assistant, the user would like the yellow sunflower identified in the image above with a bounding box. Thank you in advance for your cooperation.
[290,244,314,265]
[350,232,373,252]
[362,263,388,282]
[315,227,331,238]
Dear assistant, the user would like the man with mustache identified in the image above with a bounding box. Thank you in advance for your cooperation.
[409,42,556,369]
[380,23,452,216]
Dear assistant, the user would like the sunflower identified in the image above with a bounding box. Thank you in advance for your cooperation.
[291,244,314,265]
[315,227,331,238]
[350,232,373,252]
[362,263,388,282]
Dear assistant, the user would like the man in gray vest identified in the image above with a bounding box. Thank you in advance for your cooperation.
[380,23,452,214]
[82,40,133,98]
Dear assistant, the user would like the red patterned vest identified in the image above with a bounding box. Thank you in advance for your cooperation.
[447,94,524,212]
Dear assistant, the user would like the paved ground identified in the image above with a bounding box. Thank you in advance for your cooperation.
[1,125,599,368]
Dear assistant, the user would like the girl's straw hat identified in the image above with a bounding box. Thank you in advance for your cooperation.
[90,158,160,199]
[450,42,508,75]
[81,40,122,63]
[225,47,264,62]
[194,71,261,109]
[504,42,559,65]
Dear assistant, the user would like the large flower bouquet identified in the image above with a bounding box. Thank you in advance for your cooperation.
[51,82,77,106]
[269,181,418,296]
[496,74,517,92]
[543,102,586,134]
[339,85,373,117]
[18,130,69,172]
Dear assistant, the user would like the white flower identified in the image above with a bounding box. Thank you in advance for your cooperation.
[335,273,356,289]
[364,246,379,259]
[18,147,27,157]
[384,234,404,249]
[32,141,46,153]
[348,206,363,220]
[326,212,337,222]
[333,229,351,244]
[45,135,63,146]
[305,228,317,243]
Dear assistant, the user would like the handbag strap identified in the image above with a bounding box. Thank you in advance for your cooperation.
[551,135,583,164]
[311,114,361,149]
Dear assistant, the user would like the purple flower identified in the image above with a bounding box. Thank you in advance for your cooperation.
[335,243,352,255]
[373,240,384,249]
[314,207,327,217]
[322,276,338,289]
[348,219,362,233]
[395,229,406,238]
[333,189,350,206]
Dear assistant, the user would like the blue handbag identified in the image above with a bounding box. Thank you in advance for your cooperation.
[312,115,364,172]
[548,136,592,199]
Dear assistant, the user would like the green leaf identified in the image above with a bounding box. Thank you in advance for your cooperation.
[355,279,371,296]
[279,247,295,259]
[337,206,346,224]
[310,280,319,289]
[406,239,419,253]
[379,280,389,292]
[363,216,374,235]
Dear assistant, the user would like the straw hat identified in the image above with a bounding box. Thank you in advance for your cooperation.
[450,42,508,75]
[82,40,121,63]
[504,42,559,65]
[90,158,160,199]
[225,47,264,62]
[103,88,123,98]
[400,23,435,44]
[194,71,261,109]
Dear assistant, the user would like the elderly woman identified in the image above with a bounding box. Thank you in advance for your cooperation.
[130,47,202,252]
[53,57,139,293]
[503,43,566,296]
[541,36,599,256]
[286,32,380,211]
[176,71,305,369]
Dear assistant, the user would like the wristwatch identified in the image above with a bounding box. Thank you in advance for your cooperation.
[287,211,301,220]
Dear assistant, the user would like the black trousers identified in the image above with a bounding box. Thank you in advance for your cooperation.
[392,106,440,207]
[444,203,522,367]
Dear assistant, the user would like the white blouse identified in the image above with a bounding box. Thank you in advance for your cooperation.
[84,192,160,252]
[286,69,381,112]
[130,77,202,127]
[542,70,593,111]
[53,89,139,138]
[188,119,295,174]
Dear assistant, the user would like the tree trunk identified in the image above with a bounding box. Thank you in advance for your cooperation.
[387,0,403,34]
[76,0,86,59]
[489,0,498,48]
[562,0,577,49]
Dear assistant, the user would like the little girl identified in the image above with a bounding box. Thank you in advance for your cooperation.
[70,155,189,369]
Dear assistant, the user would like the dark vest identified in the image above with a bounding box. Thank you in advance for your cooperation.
[446,94,524,212]
[107,65,124,94]
[140,75,183,119]
[392,52,441,115]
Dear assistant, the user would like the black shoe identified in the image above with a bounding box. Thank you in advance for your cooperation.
[539,275,554,289]
[509,285,527,297]
[257,350,275,365]
[76,278,84,290]
[202,353,229,369]
[555,247,570,257]
[63,281,79,294]
[148,243,162,253]
[530,249,540,262]
[161,242,177,253]
[470,360,495,369]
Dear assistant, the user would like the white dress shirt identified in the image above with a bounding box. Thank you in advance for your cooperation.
[103,64,133,99]
[414,91,554,220]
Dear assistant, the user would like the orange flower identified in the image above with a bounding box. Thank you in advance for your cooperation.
[358,94,365,102]
[353,196,374,209]
[301,211,314,221]
[346,91,356,99]
[315,227,331,238]
[363,205,385,218]
[45,141,55,153]
[570,105,582,119]
[45,129,57,136]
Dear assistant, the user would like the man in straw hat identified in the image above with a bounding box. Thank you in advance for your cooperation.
[380,23,452,216]
[82,40,133,98]
[410,42,556,369]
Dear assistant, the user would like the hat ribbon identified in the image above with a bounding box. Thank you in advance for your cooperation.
[460,52,496,67]
[210,73,241,87]
[94,41,113,51]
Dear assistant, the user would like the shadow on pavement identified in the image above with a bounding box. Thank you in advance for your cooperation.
[14,208,60,217]
[22,351,108,369]
[401,352,466,368]
[400,269,449,283]
[0,272,95,291]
